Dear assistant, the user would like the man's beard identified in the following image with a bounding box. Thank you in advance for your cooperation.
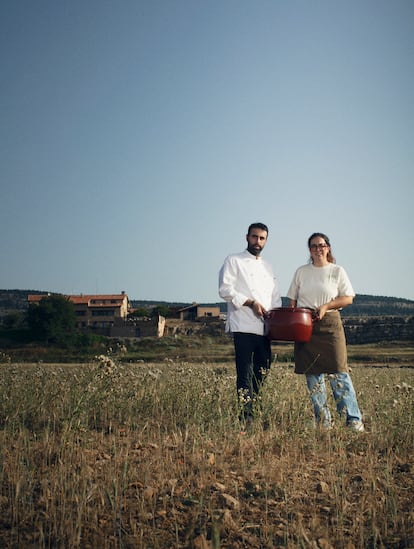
[247,244,262,256]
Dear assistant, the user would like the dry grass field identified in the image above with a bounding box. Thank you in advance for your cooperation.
[0,343,413,548]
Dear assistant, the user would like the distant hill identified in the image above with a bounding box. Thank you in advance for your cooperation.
[192,295,414,317]
[0,289,46,314]
[1,289,414,318]
[339,294,414,317]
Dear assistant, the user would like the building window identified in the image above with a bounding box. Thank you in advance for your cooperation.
[92,310,114,317]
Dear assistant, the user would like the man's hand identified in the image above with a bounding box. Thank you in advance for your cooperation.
[244,299,266,317]
[252,301,266,317]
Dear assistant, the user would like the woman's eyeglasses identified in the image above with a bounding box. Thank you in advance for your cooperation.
[310,244,328,250]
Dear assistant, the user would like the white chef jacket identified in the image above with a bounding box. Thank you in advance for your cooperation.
[219,249,282,335]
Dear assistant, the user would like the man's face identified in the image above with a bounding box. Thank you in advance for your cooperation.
[246,229,268,256]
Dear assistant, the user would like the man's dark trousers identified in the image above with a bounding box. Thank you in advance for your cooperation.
[233,332,272,420]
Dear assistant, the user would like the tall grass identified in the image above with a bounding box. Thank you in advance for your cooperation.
[0,355,413,548]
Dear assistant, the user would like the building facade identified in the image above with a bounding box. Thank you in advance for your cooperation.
[177,304,220,321]
[28,292,130,329]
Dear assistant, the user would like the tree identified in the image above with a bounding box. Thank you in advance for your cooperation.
[150,305,174,318]
[27,294,77,345]
[129,307,151,318]
[2,312,25,329]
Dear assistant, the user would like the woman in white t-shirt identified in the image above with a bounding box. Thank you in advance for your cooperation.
[287,232,364,432]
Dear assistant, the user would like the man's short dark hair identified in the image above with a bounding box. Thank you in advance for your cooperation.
[247,222,268,235]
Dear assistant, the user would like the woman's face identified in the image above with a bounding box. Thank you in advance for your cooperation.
[309,236,330,263]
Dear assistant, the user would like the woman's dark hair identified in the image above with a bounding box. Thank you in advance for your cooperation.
[247,222,269,235]
[308,232,336,264]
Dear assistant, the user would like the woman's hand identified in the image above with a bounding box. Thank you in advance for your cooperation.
[315,303,329,320]
[316,296,354,320]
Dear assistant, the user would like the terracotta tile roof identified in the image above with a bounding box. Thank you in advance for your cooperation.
[28,293,129,306]
[28,294,50,303]
[70,294,127,305]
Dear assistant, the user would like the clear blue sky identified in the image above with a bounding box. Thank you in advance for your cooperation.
[1,1,413,302]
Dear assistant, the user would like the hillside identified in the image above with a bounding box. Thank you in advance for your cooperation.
[1,289,414,318]
[0,289,46,314]
[199,295,414,317]
[337,294,414,317]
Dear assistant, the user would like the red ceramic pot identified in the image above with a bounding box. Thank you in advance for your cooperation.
[264,307,314,342]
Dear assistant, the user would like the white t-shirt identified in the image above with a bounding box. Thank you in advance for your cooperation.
[219,250,282,335]
[287,263,355,310]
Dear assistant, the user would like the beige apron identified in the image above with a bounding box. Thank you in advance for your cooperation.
[294,310,349,375]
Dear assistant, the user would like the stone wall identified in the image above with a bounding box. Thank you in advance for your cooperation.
[110,315,165,338]
[165,316,414,343]
[343,316,414,344]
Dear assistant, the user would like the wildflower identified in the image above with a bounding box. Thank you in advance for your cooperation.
[0,352,11,364]
[238,388,251,404]
[95,354,116,378]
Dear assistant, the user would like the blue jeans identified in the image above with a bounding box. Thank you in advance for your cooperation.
[306,373,362,426]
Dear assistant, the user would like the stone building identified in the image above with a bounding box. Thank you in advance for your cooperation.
[28,292,130,329]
